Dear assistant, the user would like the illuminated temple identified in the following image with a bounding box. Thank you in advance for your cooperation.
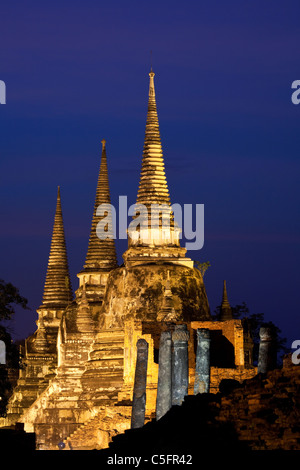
[0,70,257,450]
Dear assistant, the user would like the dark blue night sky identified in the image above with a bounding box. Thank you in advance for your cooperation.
[1,1,300,349]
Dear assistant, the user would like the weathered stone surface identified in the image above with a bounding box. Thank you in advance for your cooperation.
[194,328,210,394]
[76,284,95,334]
[131,339,149,429]
[99,264,210,329]
[0,340,5,364]
[257,326,276,374]
[34,316,49,352]
[217,361,300,450]
[156,330,172,420]
[172,324,189,406]
[80,329,124,398]
[104,361,300,455]
[64,406,134,450]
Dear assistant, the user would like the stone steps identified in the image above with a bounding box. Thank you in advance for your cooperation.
[26,329,128,449]
[59,330,128,449]
[63,405,133,450]
[63,411,107,450]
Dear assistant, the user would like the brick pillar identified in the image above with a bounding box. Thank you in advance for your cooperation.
[194,328,210,394]
[257,326,276,374]
[156,330,172,420]
[172,324,189,406]
[131,338,149,429]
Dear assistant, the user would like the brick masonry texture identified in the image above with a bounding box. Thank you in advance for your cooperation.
[102,359,300,454]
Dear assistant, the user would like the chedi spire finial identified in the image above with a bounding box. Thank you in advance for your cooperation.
[220,280,233,321]
[83,139,118,271]
[40,186,73,308]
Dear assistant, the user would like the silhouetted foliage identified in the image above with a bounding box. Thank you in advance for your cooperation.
[0,279,29,322]
[212,301,288,365]
[0,326,23,416]
[195,261,211,278]
[0,280,28,416]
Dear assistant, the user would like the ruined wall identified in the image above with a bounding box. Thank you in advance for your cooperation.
[104,361,300,455]
[217,360,300,449]
[189,320,256,393]
[8,316,257,450]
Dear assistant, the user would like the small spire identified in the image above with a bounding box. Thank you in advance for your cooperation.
[40,187,73,308]
[157,271,179,322]
[220,280,233,321]
[35,315,48,352]
[76,280,94,333]
[84,139,118,271]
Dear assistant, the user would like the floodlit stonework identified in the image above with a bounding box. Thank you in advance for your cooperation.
[0,70,257,450]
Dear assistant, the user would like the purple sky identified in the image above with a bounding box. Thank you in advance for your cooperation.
[1,0,300,349]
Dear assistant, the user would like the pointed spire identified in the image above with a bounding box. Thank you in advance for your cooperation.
[136,69,171,208]
[40,187,73,308]
[220,280,233,321]
[123,70,193,267]
[83,139,118,271]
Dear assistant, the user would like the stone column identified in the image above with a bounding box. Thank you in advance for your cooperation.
[0,340,5,364]
[194,328,210,394]
[156,330,172,420]
[131,338,149,429]
[172,324,189,406]
[257,326,276,374]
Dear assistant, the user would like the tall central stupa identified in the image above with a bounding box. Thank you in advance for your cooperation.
[99,69,210,329]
